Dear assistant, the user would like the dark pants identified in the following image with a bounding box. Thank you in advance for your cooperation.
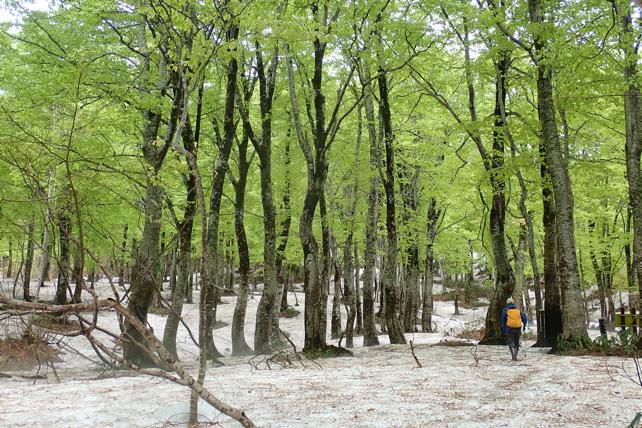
[505,328,522,360]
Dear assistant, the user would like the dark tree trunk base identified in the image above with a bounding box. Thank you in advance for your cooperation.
[302,344,353,358]
[477,335,505,346]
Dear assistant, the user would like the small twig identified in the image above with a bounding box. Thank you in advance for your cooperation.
[409,340,422,368]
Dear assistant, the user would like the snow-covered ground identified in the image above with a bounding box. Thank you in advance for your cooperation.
[1,280,641,427]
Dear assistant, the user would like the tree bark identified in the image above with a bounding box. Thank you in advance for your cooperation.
[360,62,380,347]
[422,198,439,332]
[379,66,406,345]
[231,131,253,356]
[55,206,71,305]
[163,114,198,360]
[23,218,35,302]
[529,0,588,345]
[200,26,239,360]
[615,0,642,317]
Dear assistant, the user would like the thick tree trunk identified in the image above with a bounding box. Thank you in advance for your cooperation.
[361,65,380,347]
[72,250,83,303]
[300,176,326,351]
[123,182,164,365]
[479,52,515,345]
[55,208,71,305]
[540,159,563,347]
[529,0,588,345]
[617,1,642,318]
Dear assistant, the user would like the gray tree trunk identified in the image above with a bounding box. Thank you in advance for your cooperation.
[529,0,588,344]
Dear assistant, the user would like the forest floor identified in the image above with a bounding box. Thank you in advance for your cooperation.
[0,280,641,427]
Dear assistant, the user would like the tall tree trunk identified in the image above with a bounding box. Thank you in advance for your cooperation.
[277,138,292,312]
[354,242,363,334]
[479,51,515,344]
[122,24,175,365]
[37,194,54,289]
[379,66,406,345]
[616,0,642,319]
[236,43,280,354]
[331,250,342,340]
[529,0,588,345]
[55,207,71,305]
[541,156,562,347]
[200,27,239,360]
[23,218,35,302]
[361,63,380,347]
[163,113,198,360]
[231,131,253,356]
[422,198,439,332]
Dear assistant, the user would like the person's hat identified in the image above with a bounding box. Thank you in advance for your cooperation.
[507,297,514,304]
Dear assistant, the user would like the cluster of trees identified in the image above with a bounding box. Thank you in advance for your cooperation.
[0,0,641,367]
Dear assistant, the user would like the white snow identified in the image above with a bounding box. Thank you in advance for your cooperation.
[1,281,641,427]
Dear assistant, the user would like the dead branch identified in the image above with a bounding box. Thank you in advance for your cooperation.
[409,340,422,368]
[0,295,257,428]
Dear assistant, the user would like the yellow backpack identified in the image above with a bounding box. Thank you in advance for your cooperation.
[506,308,522,329]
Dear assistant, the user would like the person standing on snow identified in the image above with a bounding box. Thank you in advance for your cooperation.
[500,297,528,361]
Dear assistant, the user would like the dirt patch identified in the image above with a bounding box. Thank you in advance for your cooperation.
[0,335,62,371]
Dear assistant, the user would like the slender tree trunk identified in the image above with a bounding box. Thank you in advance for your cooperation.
[163,115,198,360]
[354,242,363,334]
[343,237,356,347]
[38,198,54,289]
[119,224,128,289]
[379,66,406,345]
[422,198,439,332]
[7,239,13,281]
[23,219,35,302]
[200,29,239,359]
[231,132,253,355]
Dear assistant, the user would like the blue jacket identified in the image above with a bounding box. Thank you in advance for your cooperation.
[500,303,528,334]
